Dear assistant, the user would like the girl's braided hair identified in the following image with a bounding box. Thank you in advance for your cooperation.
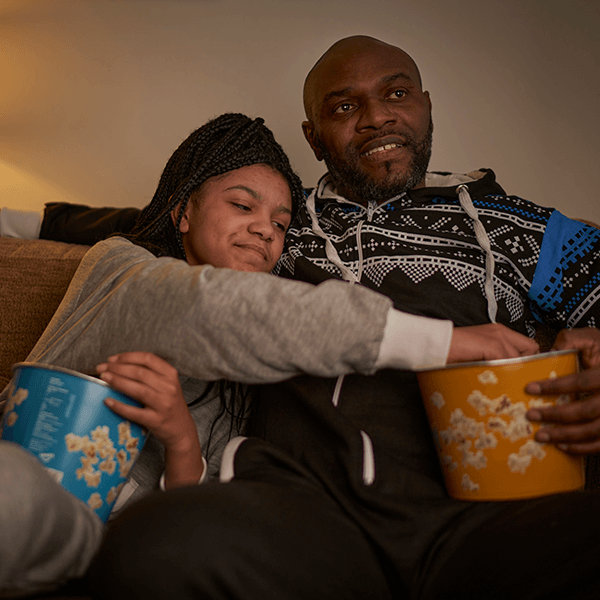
[124,112,304,260]
[120,113,304,458]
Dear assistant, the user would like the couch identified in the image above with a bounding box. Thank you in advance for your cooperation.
[1,235,599,598]
[0,237,91,390]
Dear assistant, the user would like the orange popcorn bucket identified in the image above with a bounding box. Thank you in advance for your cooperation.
[416,349,584,501]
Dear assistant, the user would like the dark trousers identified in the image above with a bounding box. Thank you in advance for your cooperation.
[88,476,394,600]
[89,458,600,600]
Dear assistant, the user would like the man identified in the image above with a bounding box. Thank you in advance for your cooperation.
[86,36,600,600]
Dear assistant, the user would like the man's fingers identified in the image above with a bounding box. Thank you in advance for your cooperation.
[526,370,600,395]
[555,440,600,455]
[528,393,600,423]
[535,418,600,445]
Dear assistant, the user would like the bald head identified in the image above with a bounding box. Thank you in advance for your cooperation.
[303,36,423,121]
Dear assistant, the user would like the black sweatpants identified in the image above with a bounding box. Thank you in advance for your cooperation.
[89,447,600,600]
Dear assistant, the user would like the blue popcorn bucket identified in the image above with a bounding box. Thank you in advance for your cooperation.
[1,363,148,522]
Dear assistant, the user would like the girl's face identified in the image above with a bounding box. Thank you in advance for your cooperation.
[173,164,293,273]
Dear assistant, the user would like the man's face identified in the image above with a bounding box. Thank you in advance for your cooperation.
[173,164,292,273]
[303,39,433,204]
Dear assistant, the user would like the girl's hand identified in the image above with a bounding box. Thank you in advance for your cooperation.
[97,351,204,488]
[448,323,539,363]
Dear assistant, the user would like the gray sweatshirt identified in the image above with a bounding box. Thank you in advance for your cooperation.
[1,237,401,506]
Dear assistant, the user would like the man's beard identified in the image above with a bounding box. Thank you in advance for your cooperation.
[316,119,433,204]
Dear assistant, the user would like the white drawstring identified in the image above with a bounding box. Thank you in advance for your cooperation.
[360,430,376,485]
[305,191,360,284]
[306,190,358,409]
[456,184,498,323]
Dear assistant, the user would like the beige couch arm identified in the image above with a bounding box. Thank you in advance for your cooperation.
[0,238,89,389]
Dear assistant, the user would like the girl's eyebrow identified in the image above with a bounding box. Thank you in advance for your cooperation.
[225,185,261,199]
[225,185,292,216]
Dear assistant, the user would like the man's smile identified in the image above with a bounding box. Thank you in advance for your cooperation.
[360,136,407,160]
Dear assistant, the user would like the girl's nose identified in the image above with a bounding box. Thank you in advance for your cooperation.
[248,216,274,241]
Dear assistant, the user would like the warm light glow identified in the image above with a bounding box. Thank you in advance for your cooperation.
[0,161,80,212]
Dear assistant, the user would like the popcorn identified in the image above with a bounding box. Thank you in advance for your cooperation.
[461,474,480,491]
[508,452,532,474]
[474,432,498,450]
[6,387,28,412]
[64,420,141,511]
[462,448,487,470]
[106,483,124,505]
[528,398,553,409]
[430,392,445,409]
[467,390,492,416]
[3,387,29,427]
[87,493,103,511]
[477,370,498,385]
[507,438,547,473]
[431,378,559,494]
[441,454,458,471]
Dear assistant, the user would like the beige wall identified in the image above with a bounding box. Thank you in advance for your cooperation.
[2,0,599,223]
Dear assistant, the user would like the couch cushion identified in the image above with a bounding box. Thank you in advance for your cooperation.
[0,238,89,389]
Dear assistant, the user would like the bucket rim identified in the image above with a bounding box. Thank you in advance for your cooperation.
[11,362,112,390]
[415,348,578,374]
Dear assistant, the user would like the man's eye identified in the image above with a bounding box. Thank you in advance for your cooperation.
[234,203,251,212]
[388,90,406,100]
[334,103,354,114]
[273,221,287,232]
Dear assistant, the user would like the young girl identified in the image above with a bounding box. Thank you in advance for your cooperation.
[1,113,438,596]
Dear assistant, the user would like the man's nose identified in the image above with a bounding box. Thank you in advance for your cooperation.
[356,99,396,131]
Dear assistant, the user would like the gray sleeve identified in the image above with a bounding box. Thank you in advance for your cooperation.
[0,442,103,596]
[25,238,392,384]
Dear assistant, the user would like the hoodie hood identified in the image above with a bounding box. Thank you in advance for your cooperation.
[312,168,505,207]
[410,169,506,203]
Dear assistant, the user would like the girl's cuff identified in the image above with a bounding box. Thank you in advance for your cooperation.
[158,455,208,491]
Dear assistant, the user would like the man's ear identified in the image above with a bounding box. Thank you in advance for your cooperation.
[302,120,323,162]
[424,90,432,112]
[170,200,191,233]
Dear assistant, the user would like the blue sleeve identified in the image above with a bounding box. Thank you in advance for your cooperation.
[529,210,600,327]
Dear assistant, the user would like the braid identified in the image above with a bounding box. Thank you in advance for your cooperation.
[122,113,303,260]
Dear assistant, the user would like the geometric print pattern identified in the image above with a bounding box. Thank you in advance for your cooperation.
[275,171,600,335]
[529,210,600,321]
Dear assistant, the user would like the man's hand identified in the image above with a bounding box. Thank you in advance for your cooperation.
[525,327,600,454]
[551,327,600,368]
[447,323,539,364]
[97,351,204,488]
[526,369,600,454]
